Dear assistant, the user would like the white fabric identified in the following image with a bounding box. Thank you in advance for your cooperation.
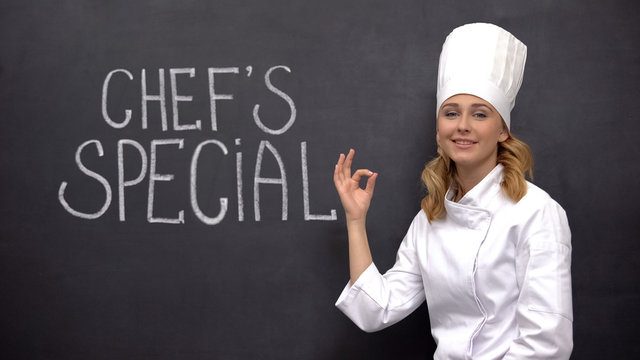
[335,164,573,359]
[436,23,527,129]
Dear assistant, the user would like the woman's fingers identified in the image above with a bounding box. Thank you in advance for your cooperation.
[351,169,373,183]
[335,150,353,183]
[352,169,377,196]
[335,149,376,193]
[334,153,345,182]
[364,172,378,196]
[336,152,345,168]
[343,149,355,178]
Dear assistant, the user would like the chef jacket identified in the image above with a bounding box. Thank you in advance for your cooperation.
[335,164,573,359]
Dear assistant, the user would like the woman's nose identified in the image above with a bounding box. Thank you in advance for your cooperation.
[457,114,471,132]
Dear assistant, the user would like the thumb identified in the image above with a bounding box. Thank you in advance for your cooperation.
[364,172,378,196]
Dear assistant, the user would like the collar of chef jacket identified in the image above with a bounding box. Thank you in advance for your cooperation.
[444,163,504,229]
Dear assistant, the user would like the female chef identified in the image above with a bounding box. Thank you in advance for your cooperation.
[333,23,573,359]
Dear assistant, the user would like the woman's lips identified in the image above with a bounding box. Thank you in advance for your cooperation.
[452,139,476,149]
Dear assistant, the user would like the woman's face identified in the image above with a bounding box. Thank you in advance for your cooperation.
[436,94,508,173]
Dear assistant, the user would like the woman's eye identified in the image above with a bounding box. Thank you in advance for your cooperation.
[445,112,458,117]
[473,113,487,119]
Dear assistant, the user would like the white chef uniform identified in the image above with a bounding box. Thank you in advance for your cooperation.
[335,164,573,359]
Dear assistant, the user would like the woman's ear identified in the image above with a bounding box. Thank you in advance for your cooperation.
[498,129,509,142]
[498,122,509,142]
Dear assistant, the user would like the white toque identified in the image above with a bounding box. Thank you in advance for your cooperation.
[436,23,527,129]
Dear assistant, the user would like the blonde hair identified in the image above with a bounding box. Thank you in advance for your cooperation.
[420,134,533,223]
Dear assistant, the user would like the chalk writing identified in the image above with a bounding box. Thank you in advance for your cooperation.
[59,65,336,225]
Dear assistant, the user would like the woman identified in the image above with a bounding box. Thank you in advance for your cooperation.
[333,23,573,359]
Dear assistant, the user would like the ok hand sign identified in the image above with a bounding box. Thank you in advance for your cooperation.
[333,149,378,224]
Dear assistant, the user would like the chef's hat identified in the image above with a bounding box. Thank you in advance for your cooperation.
[436,23,527,129]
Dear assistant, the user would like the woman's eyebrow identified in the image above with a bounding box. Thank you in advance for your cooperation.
[470,103,494,112]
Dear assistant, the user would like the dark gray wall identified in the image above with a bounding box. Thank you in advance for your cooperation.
[1,0,638,358]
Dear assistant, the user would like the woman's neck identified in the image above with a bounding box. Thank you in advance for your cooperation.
[454,161,498,201]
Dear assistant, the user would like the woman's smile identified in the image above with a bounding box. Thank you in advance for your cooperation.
[451,138,477,149]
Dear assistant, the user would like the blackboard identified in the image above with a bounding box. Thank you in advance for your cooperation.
[1,0,639,358]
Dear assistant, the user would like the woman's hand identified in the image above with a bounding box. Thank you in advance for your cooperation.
[333,149,378,224]
[334,149,377,284]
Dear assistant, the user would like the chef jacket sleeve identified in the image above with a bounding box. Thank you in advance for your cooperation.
[335,214,426,333]
[503,199,573,359]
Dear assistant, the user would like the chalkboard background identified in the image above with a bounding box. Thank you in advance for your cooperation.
[1,0,639,359]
